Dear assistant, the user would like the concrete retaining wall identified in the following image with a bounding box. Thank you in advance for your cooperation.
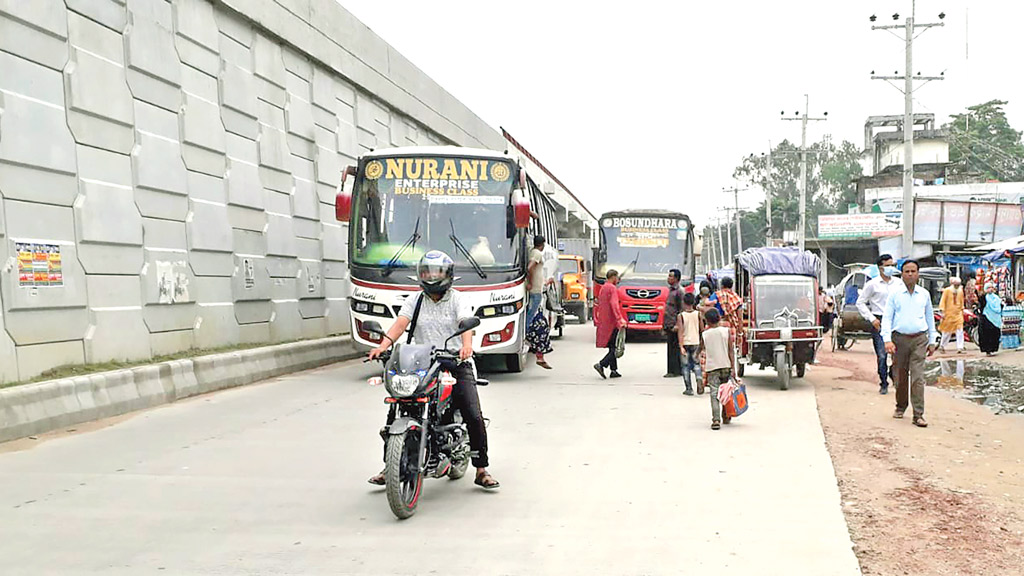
[0,0,503,384]
[0,335,360,442]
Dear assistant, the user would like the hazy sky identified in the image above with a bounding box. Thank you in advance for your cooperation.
[339,1,1023,230]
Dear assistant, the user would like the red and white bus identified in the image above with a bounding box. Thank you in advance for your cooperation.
[594,210,696,332]
[335,146,558,372]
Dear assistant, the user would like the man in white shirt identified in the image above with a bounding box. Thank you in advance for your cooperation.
[856,254,897,394]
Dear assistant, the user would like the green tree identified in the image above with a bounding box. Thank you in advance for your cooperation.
[729,137,862,250]
[947,99,1024,181]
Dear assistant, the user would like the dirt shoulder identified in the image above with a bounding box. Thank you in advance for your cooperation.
[811,345,1024,575]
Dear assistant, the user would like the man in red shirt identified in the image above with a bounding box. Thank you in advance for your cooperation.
[593,269,628,379]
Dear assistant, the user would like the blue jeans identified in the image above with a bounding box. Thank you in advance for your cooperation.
[527,293,543,323]
[870,327,890,388]
[681,345,700,389]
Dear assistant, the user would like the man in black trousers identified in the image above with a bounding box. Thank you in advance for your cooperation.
[663,269,684,378]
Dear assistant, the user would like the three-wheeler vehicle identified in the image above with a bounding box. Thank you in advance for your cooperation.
[734,248,823,390]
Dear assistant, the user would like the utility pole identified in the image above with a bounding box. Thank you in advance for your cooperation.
[722,185,749,254]
[782,95,827,252]
[716,218,726,269]
[870,6,945,257]
[705,226,716,272]
[765,141,773,246]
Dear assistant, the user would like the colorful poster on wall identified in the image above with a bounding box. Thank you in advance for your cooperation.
[16,242,63,288]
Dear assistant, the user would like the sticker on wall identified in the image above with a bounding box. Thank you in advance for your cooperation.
[16,242,63,287]
[243,258,255,290]
[156,260,190,304]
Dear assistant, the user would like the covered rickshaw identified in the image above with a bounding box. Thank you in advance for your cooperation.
[734,248,823,390]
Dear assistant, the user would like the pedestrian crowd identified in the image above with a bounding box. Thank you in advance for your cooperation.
[592,270,745,429]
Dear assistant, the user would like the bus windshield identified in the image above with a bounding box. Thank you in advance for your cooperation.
[598,215,691,282]
[351,155,518,271]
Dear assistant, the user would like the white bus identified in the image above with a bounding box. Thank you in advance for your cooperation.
[335,147,558,372]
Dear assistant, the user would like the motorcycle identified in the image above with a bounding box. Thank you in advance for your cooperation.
[362,317,486,520]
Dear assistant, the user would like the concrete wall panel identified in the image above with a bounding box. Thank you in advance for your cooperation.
[0,0,69,70]
[0,52,78,206]
[235,300,272,325]
[125,0,181,112]
[172,0,219,75]
[231,253,271,302]
[64,13,134,153]
[269,301,301,343]
[180,91,227,176]
[237,321,270,344]
[66,0,127,32]
[150,329,194,356]
[16,341,85,381]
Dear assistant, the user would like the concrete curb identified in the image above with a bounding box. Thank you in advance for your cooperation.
[0,336,360,443]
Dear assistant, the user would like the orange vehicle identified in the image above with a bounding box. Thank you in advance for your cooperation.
[558,254,591,324]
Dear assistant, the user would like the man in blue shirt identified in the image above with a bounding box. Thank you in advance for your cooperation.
[881,260,938,427]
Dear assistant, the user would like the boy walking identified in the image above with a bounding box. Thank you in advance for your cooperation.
[701,308,734,430]
[677,292,701,396]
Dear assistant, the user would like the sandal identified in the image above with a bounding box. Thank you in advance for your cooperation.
[367,471,385,486]
[474,471,500,490]
[711,421,721,430]
[536,360,552,369]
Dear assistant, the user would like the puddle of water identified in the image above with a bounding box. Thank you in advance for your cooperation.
[924,359,1024,415]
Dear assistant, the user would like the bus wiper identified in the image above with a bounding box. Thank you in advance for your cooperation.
[449,219,487,279]
[620,251,641,280]
[381,216,420,277]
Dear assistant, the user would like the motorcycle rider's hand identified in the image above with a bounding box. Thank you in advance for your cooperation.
[368,345,388,360]
[459,344,473,361]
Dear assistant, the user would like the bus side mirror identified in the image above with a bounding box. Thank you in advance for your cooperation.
[512,187,531,229]
[335,165,357,222]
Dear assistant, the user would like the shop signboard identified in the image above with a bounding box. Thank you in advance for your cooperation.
[818,213,902,239]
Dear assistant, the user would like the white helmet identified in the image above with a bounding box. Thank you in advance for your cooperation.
[417,250,455,295]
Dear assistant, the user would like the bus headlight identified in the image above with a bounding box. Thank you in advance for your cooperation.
[476,300,523,318]
[351,299,392,317]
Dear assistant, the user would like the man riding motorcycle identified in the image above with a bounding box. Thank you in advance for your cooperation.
[367,250,500,490]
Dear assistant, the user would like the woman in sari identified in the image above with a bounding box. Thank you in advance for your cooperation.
[978,283,1002,356]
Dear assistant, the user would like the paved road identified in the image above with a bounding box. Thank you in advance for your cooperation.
[0,326,860,575]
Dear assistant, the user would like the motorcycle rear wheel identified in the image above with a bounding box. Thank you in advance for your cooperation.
[385,431,423,520]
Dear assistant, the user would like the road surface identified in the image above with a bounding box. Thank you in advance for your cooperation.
[0,325,860,575]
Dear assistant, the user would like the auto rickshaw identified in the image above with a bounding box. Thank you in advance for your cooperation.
[734,248,823,390]
[832,268,874,351]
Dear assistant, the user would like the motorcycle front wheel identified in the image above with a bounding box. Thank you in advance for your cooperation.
[385,430,424,520]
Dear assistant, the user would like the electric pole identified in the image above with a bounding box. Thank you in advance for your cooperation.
[782,95,827,252]
[870,6,945,257]
[716,217,726,269]
[722,185,749,254]
[765,142,772,246]
[705,226,716,272]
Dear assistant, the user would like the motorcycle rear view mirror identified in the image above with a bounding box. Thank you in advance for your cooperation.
[456,317,481,334]
[362,320,385,335]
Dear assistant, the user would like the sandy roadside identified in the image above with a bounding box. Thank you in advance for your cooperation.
[810,343,1024,575]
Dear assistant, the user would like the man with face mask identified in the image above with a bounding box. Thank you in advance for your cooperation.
[857,254,898,394]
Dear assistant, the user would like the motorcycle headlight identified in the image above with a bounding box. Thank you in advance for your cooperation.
[386,373,421,397]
